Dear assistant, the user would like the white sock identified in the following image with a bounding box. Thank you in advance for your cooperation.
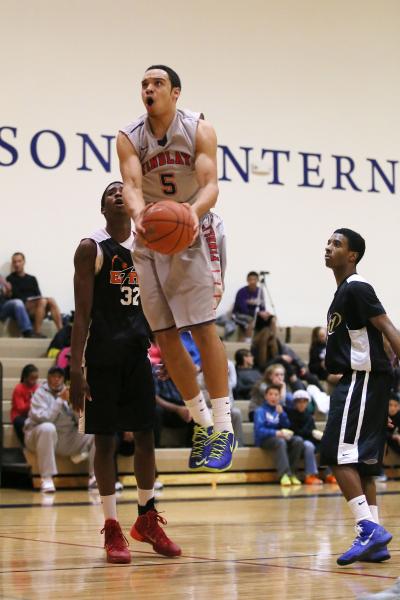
[211,397,233,433]
[101,494,117,521]
[348,494,373,523]
[185,392,213,428]
[137,488,155,507]
[370,505,379,524]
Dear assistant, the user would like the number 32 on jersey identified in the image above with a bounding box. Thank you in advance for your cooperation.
[120,286,140,306]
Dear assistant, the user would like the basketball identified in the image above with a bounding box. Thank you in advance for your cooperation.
[142,200,195,254]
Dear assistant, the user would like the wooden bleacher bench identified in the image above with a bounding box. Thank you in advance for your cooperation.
[2,337,400,488]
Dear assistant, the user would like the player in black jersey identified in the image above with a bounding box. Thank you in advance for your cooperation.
[321,228,400,566]
[70,182,181,564]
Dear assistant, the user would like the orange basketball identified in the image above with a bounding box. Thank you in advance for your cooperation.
[142,200,194,254]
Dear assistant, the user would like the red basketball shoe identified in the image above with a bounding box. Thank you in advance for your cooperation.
[101,519,131,564]
[130,510,181,557]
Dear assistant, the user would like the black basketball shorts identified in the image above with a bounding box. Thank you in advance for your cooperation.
[320,370,391,476]
[81,353,156,434]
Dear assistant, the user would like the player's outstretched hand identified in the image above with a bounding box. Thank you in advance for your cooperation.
[133,208,149,246]
[70,370,91,412]
[184,203,199,245]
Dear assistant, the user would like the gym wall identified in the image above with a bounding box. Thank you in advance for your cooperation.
[2,0,399,326]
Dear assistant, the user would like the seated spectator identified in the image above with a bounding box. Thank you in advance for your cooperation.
[249,364,294,421]
[251,327,322,391]
[47,312,74,359]
[11,364,39,445]
[233,348,262,400]
[7,252,62,336]
[232,271,273,342]
[24,366,95,493]
[387,394,400,455]
[286,390,336,485]
[0,274,35,337]
[254,384,304,486]
[309,326,342,386]
[153,365,194,448]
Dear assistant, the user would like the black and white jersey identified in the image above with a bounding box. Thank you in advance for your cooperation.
[84,229,151,366]
[325,274,391,374]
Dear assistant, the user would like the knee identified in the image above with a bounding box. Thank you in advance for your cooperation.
[292,435,304,448]
[47,297,57,308]
[191,323,216,347]
[303,440,314,453]
[37,422,57,435]
[275,436,286,448]
[134,429,154,452]
[12,299,24,310]
[94,434,115,455]
[36,422,57,443]
[156,328,181,354]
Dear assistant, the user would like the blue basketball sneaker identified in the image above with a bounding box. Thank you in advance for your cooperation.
[188,425,212,471]
[337,520,392,566]
[203,431,238,472]
[360,546,391,563]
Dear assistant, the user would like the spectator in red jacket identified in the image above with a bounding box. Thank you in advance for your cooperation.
[11,364,39,445]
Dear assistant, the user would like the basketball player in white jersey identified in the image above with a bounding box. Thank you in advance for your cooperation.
[117,65,236,472]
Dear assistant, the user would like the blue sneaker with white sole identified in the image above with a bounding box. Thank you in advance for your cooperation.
[188,425,212,471]
[337,520,392,566]
[203,431,238,472]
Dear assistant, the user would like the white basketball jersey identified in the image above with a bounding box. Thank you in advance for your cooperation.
[120,109,201,205]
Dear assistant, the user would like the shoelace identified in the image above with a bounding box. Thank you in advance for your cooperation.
[101,523,129,550]
[191,427,209,458]
[205,431,230,459]
[350,524,364,546]
[145,511,169,542]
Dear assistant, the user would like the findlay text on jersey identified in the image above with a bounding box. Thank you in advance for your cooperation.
[0,126,397,195]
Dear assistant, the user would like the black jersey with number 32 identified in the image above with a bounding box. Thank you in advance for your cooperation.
[325,274,391,375]
[84,229,151,366]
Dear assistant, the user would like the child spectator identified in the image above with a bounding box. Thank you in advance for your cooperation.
[254,384,304,486]
[387,394,400,455]
[309,327,342,386]
[249,364,293,421]
[24,366,95,493]
[286,390,337,485]
[251,328,322,392]
[7,252,63,336]
[233,348,262,400]
[11,364,39,445]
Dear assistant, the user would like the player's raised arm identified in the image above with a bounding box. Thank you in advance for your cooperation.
[116,132,146,235]
[370,314,400,359]
[193,119,219,218]
[70,239,97,411]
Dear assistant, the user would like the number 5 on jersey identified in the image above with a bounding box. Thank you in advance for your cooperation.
[160,173,177,196]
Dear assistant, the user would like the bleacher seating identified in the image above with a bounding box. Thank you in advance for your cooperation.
[2,331,400,489]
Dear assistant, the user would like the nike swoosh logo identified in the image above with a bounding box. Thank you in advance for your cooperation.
[195,459,205,466]
[358,501,366,506]
[360,532,374,546]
